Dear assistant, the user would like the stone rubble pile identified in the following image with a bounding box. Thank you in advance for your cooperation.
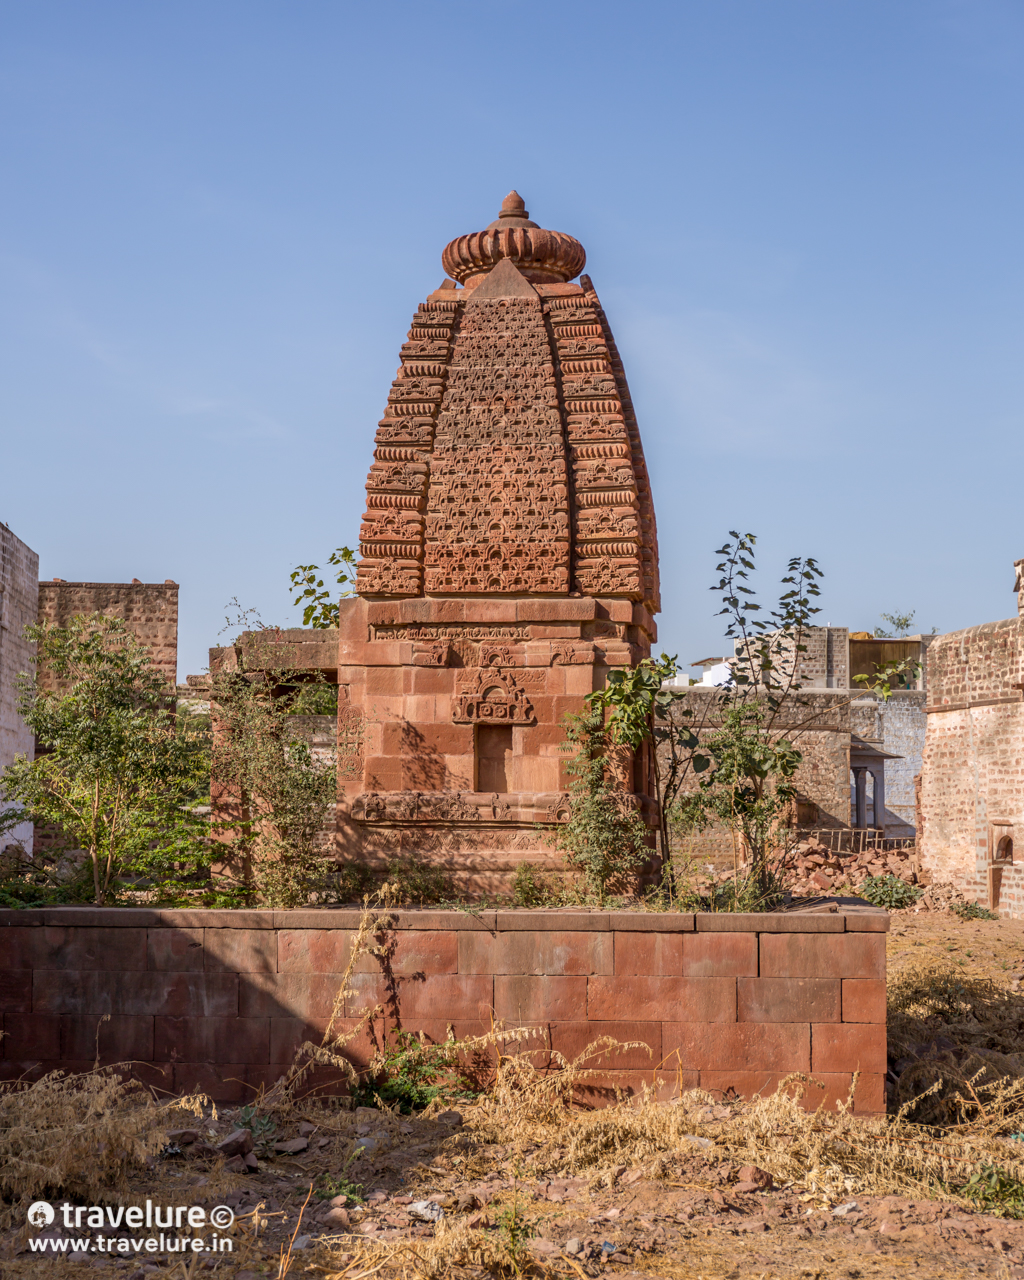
[780,837,974,913]
[780,837,919,897]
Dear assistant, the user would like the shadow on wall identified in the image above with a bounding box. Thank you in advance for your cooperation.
[0,908,888,1113]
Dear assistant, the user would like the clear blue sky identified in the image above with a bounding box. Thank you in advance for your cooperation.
[3,1,1023,680]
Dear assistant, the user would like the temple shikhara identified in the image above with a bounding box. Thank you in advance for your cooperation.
[332,193,660,889]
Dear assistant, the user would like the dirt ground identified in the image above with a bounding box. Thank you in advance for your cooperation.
[4,907,1024,1280]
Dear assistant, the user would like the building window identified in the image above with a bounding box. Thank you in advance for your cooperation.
[990,821,1014,864]
[476,725,513,793]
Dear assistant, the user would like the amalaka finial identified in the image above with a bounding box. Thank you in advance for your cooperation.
[442,193,586,285]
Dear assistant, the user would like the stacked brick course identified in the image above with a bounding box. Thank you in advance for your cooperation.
[0,906,887,1112]
[37,580,179,688]
[920,606,1024,914]
[0,523,39,853]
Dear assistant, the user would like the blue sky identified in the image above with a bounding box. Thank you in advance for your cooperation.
[2,1,1023,679]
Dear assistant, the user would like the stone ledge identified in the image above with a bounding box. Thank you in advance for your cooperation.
[0,904,888,932]
[695,913,847,933]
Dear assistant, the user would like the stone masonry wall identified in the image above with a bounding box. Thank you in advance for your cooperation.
[37,581,179,688]
[666,691,852,865]
[920,615,1024,914]
[0,906,887,1113]
[0,523,39,853]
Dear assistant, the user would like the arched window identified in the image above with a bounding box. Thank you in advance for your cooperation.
[996,835,1013,864]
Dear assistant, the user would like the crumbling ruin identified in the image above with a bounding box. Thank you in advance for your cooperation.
[918,558,1024,915]
[0,522,39,855]
[667,625,936,871]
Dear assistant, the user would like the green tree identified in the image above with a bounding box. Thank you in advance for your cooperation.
[587,533,824,904]
[553,706,651,904]
[209,658,338,908]
[874,609,916,638]
[0,615,211,906]
[289,547,357,628]
[586,655,701,884]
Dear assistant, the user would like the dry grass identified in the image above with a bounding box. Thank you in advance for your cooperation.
[8,905,1024,1277]
[0,1066,206,1213]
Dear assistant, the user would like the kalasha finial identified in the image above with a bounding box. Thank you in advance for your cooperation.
[442,192,586,285]
[495,191,534,223]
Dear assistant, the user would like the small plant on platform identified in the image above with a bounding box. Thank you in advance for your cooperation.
[508,862,564,908]
[553,706,651,905]
[383,852,452,905]
[952,900,999,921]
[859,873,922,910]
[351,1029,479,1114]
[960,1163,1024,1218]
[237,1102,278,1156]
[209,639,339,908]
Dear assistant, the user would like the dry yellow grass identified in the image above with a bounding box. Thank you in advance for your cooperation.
[0,1067,207,1216]
[5,905,1024,1279]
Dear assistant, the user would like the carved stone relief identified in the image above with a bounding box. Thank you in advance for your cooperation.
[452,668,535,725]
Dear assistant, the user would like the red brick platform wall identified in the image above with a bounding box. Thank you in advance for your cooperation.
[0,906,887,1112]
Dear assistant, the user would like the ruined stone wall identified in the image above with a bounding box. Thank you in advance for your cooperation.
[37,581,179,688]
[665,691,851,866]
[0,524,39,853]
[0,903,887,1113]
[919,616,1024,914]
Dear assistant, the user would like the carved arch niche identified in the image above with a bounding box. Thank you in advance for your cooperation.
[452,668,535,725]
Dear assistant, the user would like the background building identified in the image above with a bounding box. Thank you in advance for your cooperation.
[0,522,39,855]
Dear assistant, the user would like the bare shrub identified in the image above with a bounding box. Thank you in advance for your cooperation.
[0,1067,206,1210]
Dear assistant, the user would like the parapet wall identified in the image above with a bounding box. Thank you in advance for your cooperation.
[920,616,1024,913]
[37,581,179,688]
[0,524,39,854]
[0,906,887,1112]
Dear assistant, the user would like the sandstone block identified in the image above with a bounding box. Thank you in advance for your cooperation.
[841,979,887,1023]
[278,930,355,974]
[681,933,757,977]
[240,972,347,1021]
[664,1022,809,1072]
[147,927,205,972]
[695,913,844,933]
[540,1021,661,1069]
[203,928,278,974]
[61,1014,154,1063]
[494,975,587,1022]
[155,1016,270,1065]
[612,932,682,975]
[0,969,32,1014]
[759,933,885,980]
[811,1023,886,1074]
[588,976,736,1023]
[33,971,239,1018]
[737,978,841,1023]
[460,930,611,975]
[2,1013,60,1059]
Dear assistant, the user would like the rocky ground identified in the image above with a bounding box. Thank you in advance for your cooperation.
[4,907,1024,1280]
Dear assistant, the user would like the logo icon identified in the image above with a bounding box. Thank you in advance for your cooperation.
[209,1205,234,1230]
[27,1202,54,1228]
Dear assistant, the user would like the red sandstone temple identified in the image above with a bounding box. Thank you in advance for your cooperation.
[330,193,660,891]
